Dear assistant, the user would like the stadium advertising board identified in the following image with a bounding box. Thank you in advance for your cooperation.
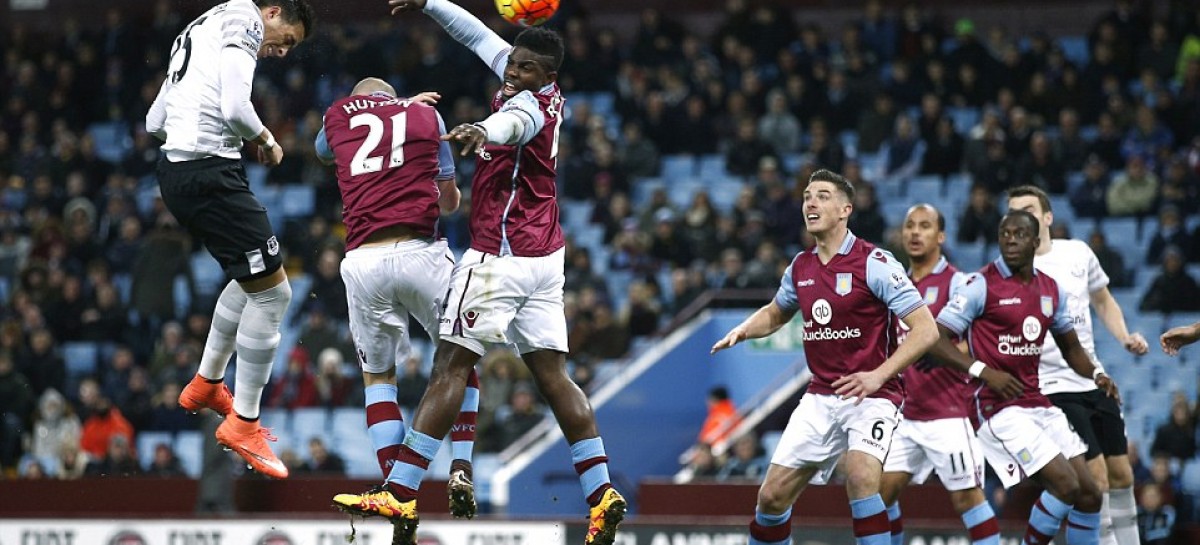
[562,523,1026,545]
[0,520,566,545]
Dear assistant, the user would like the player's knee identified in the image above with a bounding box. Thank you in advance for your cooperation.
[757,483,794,513]
[948,488,986,513]
[1107,458,1134,488]
[1049,476,1081,506]
[844,465,881,498]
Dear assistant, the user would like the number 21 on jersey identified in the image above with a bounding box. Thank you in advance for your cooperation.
[349,111,407,176]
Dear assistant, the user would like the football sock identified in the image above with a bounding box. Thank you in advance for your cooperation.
[1066,509,1100,545]
[1025,491,1071,545]
[962,501,1001,545]
[886,502,903,545]
[450,368,479,465]
[850,494,892,545]
[1108,487,1140,545]
[198,281,247,380]
[571,437,612,507]
[232,280,291,419]
[749,507,792,545]
[365,383,404,477]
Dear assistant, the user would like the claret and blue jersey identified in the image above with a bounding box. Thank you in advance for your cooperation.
[774,231,926,406]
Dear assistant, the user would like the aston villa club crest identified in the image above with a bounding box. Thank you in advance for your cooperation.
[835,273,852,296]
[924,286,939,304]
[1040,296,1053,317]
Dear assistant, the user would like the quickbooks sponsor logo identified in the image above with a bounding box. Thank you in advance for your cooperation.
[804,327,862,341]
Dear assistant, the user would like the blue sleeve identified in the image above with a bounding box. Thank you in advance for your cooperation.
[499,90,546,146]
[314,125,334,163]
[865,248,925,319]
[773,255,800,313]
[1050,282,1074,334]
[937,273,987,336]
[434,111,456,180]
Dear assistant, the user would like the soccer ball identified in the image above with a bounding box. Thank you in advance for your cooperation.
[495,0,559,27]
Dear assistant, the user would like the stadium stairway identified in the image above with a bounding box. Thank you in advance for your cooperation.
[492,309,806,516]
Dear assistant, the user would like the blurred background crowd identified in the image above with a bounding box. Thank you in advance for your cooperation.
[3,0,1200,533]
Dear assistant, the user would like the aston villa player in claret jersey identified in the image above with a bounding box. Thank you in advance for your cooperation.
[879,204,999,545]
[315,78,486,520]
[712,169,938,545]
[337,1,626,543]
[931,211,1121,545]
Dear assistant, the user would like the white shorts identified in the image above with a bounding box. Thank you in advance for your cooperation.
[341,239,455,374]
[439,247,568,355]
[883,417,984,491]
[770,393,899,485]
[978,405,1088,489]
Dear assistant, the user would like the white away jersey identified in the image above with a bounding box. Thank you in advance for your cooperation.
[1035,239,1109,394]
[154,0,263,160]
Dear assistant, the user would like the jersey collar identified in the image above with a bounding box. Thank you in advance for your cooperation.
[993,257,1038,279]
[908,254,948,277]
[836,231,858,255]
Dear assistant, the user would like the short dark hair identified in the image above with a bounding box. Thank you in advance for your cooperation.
[807,168,855,201]
[514,27,564,71]
[1003,209,1041,234]
[1006,185,1052,213]
[908,203,945,232]
[709,386,729,401]
[256,0,315,37]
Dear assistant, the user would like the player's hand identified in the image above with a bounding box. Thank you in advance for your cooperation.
[409,91,441,105]
[979,368,1022,400]
[442,123,488,156]
[832,370,887,405]
[389,0,427,15]
[258,142,284,167]
[710,327,747,354]
[1095,373,1121,404]
[1161,324,1200,356]
[1122,332,1149,355]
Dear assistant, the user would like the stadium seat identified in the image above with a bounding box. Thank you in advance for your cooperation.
[245,164,269,194]
[561,199,593,232]
[173,274,192,319]
[173,431,204,478]
[1058,36,1090,67]
[707,180,744,214]
[137,431,174,471]
[62,342,100,379]
[661,155,697,180]
[761,430,783,458]
[632,177,666,204]
[290,407,330,444]
[947,107,981,135]
[330,407,366,437]
[668,180,705,209]
[280,185,316,218]
[908,175,943,199]
[87,122,133,163]
[839,131,859,159]
[1181,460,1200,496]
[112,273,133,305]
[589,92,615,117]
[191,252,226,300]
[697,154,728,178]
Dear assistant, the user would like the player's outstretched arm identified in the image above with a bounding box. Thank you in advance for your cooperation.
[1054,329,1120,402]
[443,90,544,153]
[1161,322,1200,356]
[392,0,511,78]
[1090,286,1149,355]
[710,301,794,354]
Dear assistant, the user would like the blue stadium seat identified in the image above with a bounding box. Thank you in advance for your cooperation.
[573,225,605,256]
[330,407,365,437]
[245,164,269,194]
[696,154,727,178]
[173,274,192,319]
[1180,460,1200,496]
[291,407,330,444]
[947,107,980,135]
[1104,218,1142,263]
[256,186,284,234]
[781,153,804,174]
[908,175,943,200]
[137,431,174,472]
[112,273,132,305]
[707,180,745,215]
[589,92,615,117]
[280,185,315,218]
[561,199,593,232]
[191,252,226,300]
[839,131,859,159]
[632,177,666,204]
[62,342,99,379]
[329,408,375,478]
[668,180,705,209]
[174,431,204,478]
[87,122,133,163]
[1058,36,1090,67]
[661,155,697,180]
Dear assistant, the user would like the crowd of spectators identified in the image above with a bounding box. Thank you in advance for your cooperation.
[2,0,1200,509]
